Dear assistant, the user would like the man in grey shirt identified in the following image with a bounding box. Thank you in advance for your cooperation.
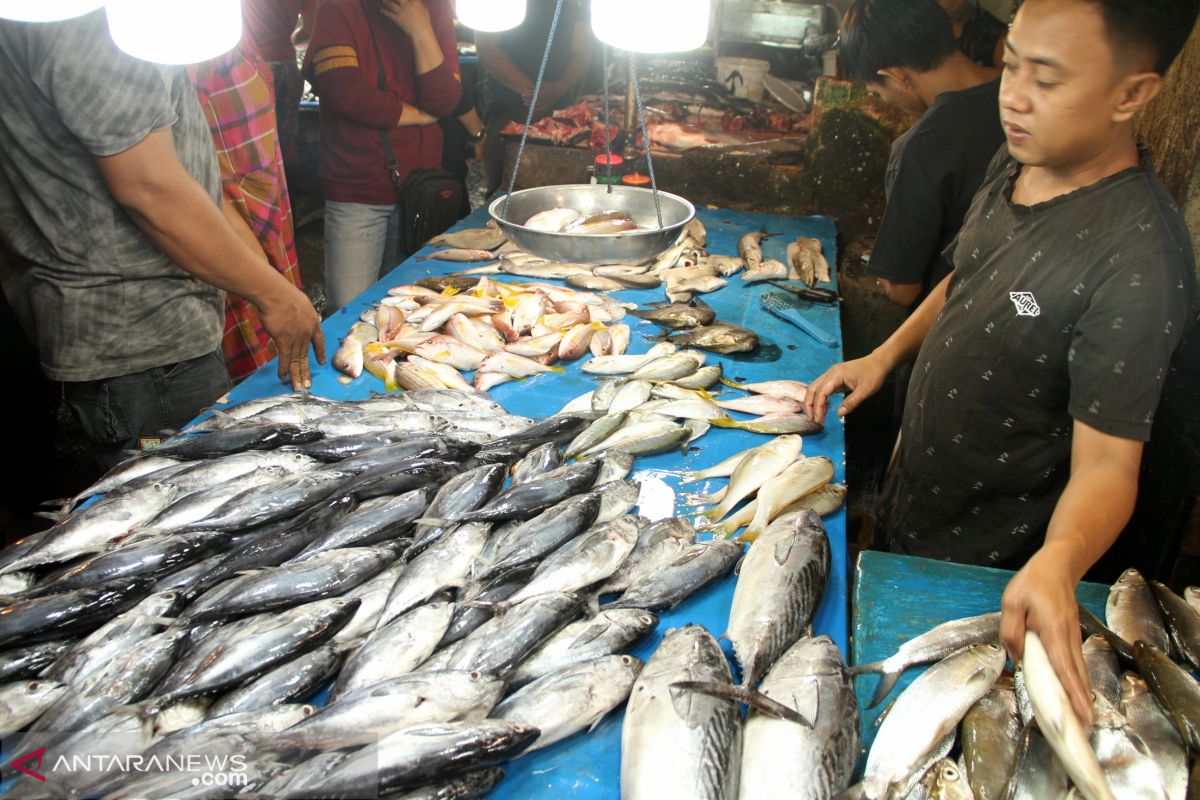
[0,11,325,468]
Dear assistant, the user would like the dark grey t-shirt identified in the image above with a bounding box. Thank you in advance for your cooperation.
[866,79,1005,296]
[882,150,1196,566]
[0,11,224,383]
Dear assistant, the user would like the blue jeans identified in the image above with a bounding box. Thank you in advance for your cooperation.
[64,350,231,470]
[324,200,402,313]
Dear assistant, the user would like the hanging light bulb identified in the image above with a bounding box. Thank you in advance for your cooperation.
[592,0,710,53]
[106,0,241,65]
[456,0,525,32]
[0,0,103,22]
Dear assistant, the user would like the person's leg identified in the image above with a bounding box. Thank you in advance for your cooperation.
[63,351,230,471]
[380,204,404,280]
[323,200,395,313]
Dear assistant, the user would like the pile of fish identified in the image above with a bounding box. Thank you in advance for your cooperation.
[331,275,636,392]
[679,425,841,540]
[848,567,1200,800]
[622,510,858,799]
[0,388,823,798]
[409,217,830,360]
[524,208,643,234]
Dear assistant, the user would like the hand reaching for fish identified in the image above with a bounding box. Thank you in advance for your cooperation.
[1001,547,1094,727]
[804,351,891,421]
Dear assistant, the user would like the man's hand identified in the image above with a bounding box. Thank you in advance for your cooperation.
[469,136,486,163]
[381,0,432,36]
[1001,545,1093,726]
[256,283,327,390]
[525,79,565,118]
[804,352,892,422]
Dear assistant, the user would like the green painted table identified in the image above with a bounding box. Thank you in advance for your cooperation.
[851,550,1111,757]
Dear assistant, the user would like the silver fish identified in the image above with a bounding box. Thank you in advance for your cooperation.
[1120,672,1187,800]
[1090,692,1168,800]
[0,679,69,739]
[331,601,457,701]
[595,517,698,598]
[851,612,1002,709]
[1150,581,1200,670]
[594,480,641,523]
[376,522,489,629]
[509,608,659,688]
[511,442,564,485]
[1005,723,1070,800]
[265,670,505,751]
[153,598,359,705]
[185,546,394,622]
[4,483,179,573]
[727,509,830,688]
[495,655,642,751]
[1107,568,1171,655]
[863,643,1006,799]
[499,517,640,608]
[1084,634,1122,706]
[442,592,582,677]
[206,644,343,717]
[44,589,183,688]
[1023,631,1116,800]
[291,720,538,798]
[961,674,1020,800]
[610,539,743,611]
[179,470,351,533]
[565,411,629,460]
[621,625,741,800]
[739,636,859,800]
[738,229,767,271]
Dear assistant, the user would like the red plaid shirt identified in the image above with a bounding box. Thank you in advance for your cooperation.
[191,46,303,383]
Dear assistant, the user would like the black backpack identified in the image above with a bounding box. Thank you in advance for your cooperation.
[399,167,465,257]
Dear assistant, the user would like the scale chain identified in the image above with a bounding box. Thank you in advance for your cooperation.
[502,0,565,218]
[628,51,664,229]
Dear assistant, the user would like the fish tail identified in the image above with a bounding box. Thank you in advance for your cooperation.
[862,664,903,710]
[709,418,740,430]
[718,377,746,389]
[669,681,811,728]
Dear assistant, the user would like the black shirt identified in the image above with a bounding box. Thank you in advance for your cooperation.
[866,79,1005,296]
[881,150,1196,566]
[482,0,584,107]
[958,8,1009,68]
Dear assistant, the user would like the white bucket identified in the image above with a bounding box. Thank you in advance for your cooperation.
[716,57,770,101]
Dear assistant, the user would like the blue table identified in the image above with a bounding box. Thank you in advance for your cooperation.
[851,550,1111,761]
[226,203,847,798]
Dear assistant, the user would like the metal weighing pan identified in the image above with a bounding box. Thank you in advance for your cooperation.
[488,184,696,265]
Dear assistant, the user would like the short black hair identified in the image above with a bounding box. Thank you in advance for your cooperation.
[1080,0,1199,75]
[840,0,960,85]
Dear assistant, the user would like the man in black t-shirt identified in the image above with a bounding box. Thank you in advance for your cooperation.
[939,0,1011,67]
[843,0,1004,308]
[477,0,592,195]
[808,0,1198,725]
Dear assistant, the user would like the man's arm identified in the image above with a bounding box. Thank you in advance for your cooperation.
[877,277,923,307]
[804,273,951,421]
[999,421,1143,726]
[476,32,534,99]
[97,128,324,389]
[532,20,592,117]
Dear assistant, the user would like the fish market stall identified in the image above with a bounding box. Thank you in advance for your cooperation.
[236,202,849,797]
[851,551,1200,799]
[0,202,849,797]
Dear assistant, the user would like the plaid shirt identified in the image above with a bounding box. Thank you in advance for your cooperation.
[191,45,303,383]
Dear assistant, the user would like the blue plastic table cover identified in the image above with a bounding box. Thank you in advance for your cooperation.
[219,203,847,798]
[851,550,1111,762]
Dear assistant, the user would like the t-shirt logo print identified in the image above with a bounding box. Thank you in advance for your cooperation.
[1009,291,1040,317]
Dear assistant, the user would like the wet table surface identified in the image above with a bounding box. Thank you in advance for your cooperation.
[851,550,1110,762]
[222,202,847,798]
